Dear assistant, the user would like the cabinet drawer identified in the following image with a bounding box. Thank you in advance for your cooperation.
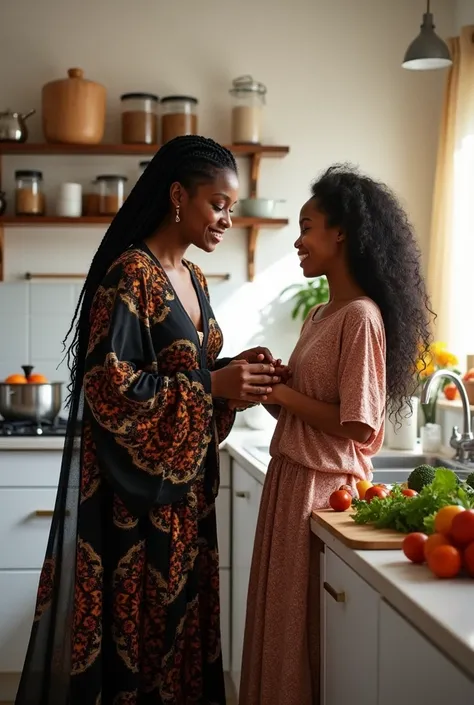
[0,451,61,487]
[0,570,40,673]
[0,489,57,569]
[216,487,230,568]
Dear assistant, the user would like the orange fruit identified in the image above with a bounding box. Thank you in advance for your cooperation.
[450,510,474,548]
[427,544,462,579]
[356,480,373,500]
[423,532,451,560]
[27,373,48,383]
[4,374,27,384]
[433,505,464,535]
[402,532,428,564]
[463,542,474,577]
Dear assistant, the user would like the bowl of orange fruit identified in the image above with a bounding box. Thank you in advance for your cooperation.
[0,364,63,422]
[402,505,474,579]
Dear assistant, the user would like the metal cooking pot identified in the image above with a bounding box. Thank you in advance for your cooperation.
[0,365,63,422]
[0,108,36,142]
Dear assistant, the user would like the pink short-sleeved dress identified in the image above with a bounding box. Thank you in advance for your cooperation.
[239,297,386,705]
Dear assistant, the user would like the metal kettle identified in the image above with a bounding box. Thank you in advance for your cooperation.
[0,108,36,142]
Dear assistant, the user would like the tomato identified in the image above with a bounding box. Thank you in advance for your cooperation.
[450,510,474,547]
[443,383,458,401]
[423,532,452,561]
[402,532,428,564]
[463,541,474,577]
[427,544,462,579]
[364,485,389,503]
[434,505,464,535]
[401,488,418,497]
[329,490,352,512]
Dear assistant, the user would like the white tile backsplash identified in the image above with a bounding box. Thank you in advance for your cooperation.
[29,314,72,361]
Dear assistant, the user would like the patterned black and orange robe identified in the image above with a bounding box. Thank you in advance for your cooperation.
[19,245,236,705]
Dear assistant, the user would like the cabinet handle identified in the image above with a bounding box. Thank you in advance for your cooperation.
[34,510,54,517]
[323,581,346,603]
[235,491,250,499]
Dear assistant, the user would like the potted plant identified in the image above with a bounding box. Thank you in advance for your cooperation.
[281,276,329,322]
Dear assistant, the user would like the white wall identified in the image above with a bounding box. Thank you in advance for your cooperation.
[455,0,474,28]
[0,0,455,393]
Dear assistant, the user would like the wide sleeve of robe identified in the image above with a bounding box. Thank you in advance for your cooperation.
[83,249,231,514]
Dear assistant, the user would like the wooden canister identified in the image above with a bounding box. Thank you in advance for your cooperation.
[42,68,106,144]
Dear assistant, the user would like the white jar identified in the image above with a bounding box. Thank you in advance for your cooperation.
[384,397,419,451]
[56,182,82,217]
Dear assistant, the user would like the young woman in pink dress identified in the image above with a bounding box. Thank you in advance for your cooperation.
[239,164,433,705]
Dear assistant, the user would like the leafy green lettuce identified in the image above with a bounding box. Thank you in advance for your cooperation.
[352,468,474,534]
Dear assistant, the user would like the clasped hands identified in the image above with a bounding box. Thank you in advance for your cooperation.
[225,346,290,411]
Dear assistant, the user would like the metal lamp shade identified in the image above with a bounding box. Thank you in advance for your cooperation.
[402,12,452,70]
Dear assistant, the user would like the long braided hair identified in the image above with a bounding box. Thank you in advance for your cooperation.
[63,135,237,407]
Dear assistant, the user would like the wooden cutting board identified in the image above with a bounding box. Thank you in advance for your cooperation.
[312,509,405,549]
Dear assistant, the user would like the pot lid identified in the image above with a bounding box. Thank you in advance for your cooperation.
[230,75,267,96]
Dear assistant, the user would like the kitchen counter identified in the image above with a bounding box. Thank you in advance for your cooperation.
[2,422,474,683]
[224,429,474,683]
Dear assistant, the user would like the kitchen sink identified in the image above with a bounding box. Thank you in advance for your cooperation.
[244,446,472,484]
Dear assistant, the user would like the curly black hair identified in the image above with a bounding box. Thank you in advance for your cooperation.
[62,135,237,405]
[311,164,434,421]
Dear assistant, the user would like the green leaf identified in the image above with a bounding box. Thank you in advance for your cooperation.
[431,467,458,493]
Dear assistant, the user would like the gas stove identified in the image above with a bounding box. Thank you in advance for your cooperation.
[0,418,68,436]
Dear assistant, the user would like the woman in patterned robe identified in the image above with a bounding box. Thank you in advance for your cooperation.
[15,136,283,705]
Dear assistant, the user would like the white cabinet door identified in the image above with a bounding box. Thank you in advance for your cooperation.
[379,600,474,705]
[0,488,56,569]
[323,548,379,705]
[231,461,263,697]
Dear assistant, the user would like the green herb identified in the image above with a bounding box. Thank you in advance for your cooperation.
[352,468,474,534]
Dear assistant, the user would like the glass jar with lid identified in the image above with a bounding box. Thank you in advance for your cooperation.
[160,96,198,144]
[120,93,159,145]
[97,175,128,215]
[230,75,267,144]
[82,179,99,216]
[15,170,45,216]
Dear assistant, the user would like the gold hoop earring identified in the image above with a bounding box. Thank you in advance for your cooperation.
[175,205,180,223]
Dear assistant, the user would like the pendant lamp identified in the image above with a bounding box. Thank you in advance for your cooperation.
[402,0,452,70]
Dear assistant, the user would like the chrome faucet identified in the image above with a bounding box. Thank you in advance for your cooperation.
[421,369,474,463]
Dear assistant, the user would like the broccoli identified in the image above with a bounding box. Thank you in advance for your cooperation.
[407,464,436,492]
[466,472,474,491]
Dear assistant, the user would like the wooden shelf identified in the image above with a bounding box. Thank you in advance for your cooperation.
[0,142,290,282]
[0,215,288,228]
[23,272,231,282]
[0,142,289,158]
